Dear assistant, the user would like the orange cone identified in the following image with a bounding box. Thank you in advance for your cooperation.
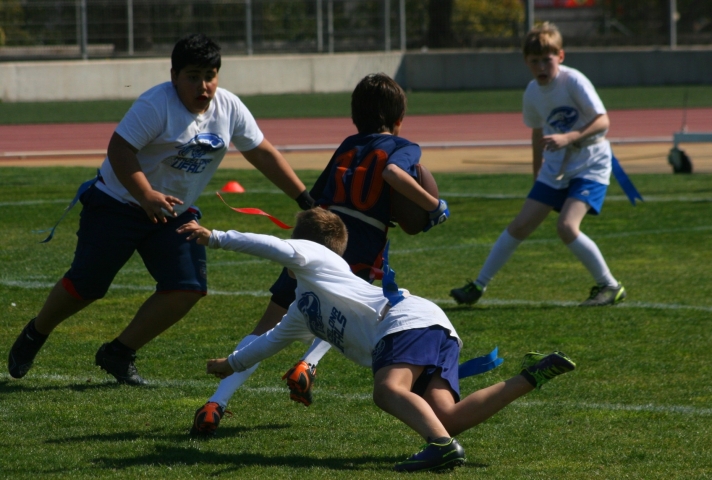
[220,180,245,193]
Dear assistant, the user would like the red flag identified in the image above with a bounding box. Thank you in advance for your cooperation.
[216,192,292,229]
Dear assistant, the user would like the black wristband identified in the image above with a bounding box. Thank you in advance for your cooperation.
[295,190,315,210]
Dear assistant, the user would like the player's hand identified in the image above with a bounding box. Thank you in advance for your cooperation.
[423,199,449,232]
[138,190,184,223]
[295,190,316,210]
[177,220,212,245]
[206,358,234,379]
[541,133,571,152]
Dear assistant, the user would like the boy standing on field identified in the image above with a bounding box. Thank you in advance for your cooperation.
[189,73,450,436]
[451,22,626,307]
[7,33,313,385]
[178,208,576,472]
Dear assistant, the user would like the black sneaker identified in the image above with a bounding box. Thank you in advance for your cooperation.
[450,279,484,305]
[95,342,147,386]
[8,318,48,379]
[394,437,466,472]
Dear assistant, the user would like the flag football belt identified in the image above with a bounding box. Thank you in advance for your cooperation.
[327,205,387,232]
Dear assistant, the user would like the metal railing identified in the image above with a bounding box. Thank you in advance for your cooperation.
[0,0,710,61]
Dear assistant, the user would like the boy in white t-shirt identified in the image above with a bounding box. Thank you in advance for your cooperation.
[7,33,313,386]
[451,22,626,307]
[177,208,576,472]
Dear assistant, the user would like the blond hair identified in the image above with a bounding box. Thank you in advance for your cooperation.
[522,22,563,57]
[292,208,348,256]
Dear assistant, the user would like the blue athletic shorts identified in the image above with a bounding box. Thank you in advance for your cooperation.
[371,325,461,402]
[62,186,207,300]
[528,178,607,215]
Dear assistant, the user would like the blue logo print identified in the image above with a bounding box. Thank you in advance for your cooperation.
[298,292,325,337]
[170,133,225,173]
[547,107,578,133]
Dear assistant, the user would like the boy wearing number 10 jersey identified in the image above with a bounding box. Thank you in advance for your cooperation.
[190,73,450,436]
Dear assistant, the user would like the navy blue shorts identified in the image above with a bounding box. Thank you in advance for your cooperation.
[269,211,385,308]
[371,325,461,402]
[62,186,207,300]
[528,178,607,215]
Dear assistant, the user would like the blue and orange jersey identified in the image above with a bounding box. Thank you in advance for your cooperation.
[311,133,421,227]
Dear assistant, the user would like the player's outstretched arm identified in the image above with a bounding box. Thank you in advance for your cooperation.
[242,139,313,209]
[176,220,212,245]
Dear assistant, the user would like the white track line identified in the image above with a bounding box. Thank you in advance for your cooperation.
[4,190,712,208]
[3,279,710,312]
[1,373,709,417]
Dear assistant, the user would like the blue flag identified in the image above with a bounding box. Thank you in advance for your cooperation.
[35,171,99,243]
[381,240,405,307]
[611,155,643,206]
[458,346,503,378]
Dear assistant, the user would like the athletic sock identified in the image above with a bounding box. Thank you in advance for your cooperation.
[208,334,260,408]
[475,229,523,287]
[301,338,331,366]
[26,318,49,341]
[566,232,617,287]
[108,338,135,355]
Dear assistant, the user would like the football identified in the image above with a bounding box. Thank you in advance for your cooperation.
[390,164,439,235]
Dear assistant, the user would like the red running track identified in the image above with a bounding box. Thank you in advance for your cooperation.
[1,108,710,156]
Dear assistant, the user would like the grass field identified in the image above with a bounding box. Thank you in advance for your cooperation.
[1,167,711,479]
[1,85,712,124]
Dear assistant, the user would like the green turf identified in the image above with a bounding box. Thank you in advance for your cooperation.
[1,85,711,124]
[1,167,711,478]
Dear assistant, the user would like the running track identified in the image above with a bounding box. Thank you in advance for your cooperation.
[1,108,710,159]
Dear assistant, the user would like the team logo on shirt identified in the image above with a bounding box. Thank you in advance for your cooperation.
[547,107,578,133]
[170,133,226,173]
[298,292,325,337]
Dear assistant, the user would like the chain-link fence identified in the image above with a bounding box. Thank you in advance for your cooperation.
[0,0,710,61]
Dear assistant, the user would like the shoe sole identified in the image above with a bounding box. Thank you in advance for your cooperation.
[395,457,466,472]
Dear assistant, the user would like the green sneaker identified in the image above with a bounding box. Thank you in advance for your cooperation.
[520,352,547,371]
[450,279,484,305]
[394,437,466,472]
[521,351,576,389]
[580,283,626,306]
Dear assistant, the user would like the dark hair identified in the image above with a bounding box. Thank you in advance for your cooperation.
[351,73,407,134]
[522,22,563,57]
[292,208,348,256]
[171,33,222,74]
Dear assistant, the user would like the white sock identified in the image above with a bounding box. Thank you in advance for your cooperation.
[208,334,260,408]
[566,233,617,287]
[301,338,331,365]
[476,229,523,288]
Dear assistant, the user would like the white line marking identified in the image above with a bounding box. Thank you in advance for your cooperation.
[1,373,709,416]
[4,191,712,208]
[2,279,710,311]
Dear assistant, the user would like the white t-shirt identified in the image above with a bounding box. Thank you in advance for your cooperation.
[523,65,611,188]
[204,230,460,370]
[97,83,264,214]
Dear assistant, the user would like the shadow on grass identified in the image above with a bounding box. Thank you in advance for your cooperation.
[441,304,564,314]
[0,378,152,393]
[91,444,490,472]
[43,423,291,444]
